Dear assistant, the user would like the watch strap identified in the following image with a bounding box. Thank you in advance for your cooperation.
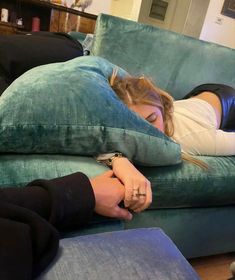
[97,152,123,167]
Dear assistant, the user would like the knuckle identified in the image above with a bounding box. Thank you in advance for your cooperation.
[126,188,133,194]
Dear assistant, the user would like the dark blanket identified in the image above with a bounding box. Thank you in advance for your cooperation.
[0,32,83,95]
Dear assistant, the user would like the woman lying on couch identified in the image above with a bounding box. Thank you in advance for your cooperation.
[97,70,235,213]
[110,71,235,155]
[0,170,132,280]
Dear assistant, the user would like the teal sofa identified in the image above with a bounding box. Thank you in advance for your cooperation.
[0,13,235,260]
[88,14,235,258]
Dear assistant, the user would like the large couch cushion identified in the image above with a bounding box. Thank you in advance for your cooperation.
[92,14,235,99]
[0,56,180,166]
[39,228,200,280]
[1,154,235,209]
[1,154,235,259]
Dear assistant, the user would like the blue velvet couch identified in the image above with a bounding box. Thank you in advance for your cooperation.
[72,14,235,258]
[0,13,235,261]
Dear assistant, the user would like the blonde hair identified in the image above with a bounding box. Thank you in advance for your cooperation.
[110,71,174,137]
[110,69,208,170]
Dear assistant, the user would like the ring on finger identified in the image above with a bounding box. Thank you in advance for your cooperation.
[132,190,139,198]
[132,192,139,197]
[137,193,146,197]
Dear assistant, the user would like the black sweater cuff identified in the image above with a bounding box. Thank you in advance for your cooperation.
[27,172,95,229]
[0,202,59,280]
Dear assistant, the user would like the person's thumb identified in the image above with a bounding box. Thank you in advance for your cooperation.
[114,206,133,221]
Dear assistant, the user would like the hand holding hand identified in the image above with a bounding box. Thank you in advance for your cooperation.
[90,170,133,221]
[112,157,152,213]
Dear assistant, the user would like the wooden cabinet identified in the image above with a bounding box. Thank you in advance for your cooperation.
[0,22,23,35]
[0,0,97,35]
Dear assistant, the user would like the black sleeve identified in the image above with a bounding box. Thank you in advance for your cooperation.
[27,172,96,228]
[0,202,59,280]
[0,172,95,229]
[0,172,95,280]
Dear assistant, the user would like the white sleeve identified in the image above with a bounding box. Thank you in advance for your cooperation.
[176,129,235,156]
[215,130,235,156]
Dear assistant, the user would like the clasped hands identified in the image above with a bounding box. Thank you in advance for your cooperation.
[112,157,152,213]
[90,157,152,221]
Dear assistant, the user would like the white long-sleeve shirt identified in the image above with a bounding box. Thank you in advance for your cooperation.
[172,98,235,156]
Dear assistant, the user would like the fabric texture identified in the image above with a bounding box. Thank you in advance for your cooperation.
[1,154,235,210]
[0,155,107,188]
[0,203,59,280]
[39,228,200,280]
[0,172,95,280]
[0,32,83,95]
[0,56,180,166]
[27,172,95,229]
[172,98,235,155]
[183,83,235,130]
[92,14,235,99]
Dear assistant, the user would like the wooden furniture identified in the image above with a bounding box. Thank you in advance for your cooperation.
[0,0,97,35]
[0,21,24,35]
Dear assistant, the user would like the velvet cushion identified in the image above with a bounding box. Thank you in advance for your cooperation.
[1,154,235,209]
[0,56,180,166]
[39,228,200,280]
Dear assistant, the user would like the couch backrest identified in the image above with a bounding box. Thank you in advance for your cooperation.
[91,14,235,99]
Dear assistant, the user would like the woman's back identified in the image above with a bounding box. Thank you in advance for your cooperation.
[172,98,235,156]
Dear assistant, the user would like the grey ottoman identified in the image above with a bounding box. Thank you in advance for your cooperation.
[38,228,199,280]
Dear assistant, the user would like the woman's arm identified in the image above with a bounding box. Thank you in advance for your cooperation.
[111,157,152,213]
[97,153,152,213]
[96,152,152,212]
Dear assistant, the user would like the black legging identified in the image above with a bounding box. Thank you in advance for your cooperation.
[183,84,235,131]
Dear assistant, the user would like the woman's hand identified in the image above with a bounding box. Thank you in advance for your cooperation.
[90,170,133,221]
[112,157,152,213]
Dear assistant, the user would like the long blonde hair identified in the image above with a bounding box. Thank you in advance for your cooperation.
[110,69,208,169]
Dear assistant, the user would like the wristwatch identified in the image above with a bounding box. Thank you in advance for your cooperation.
[97,152,124,167]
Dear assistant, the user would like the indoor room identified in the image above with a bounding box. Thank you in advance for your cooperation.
[0,1,235,280]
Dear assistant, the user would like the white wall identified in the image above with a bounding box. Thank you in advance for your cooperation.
[85,0,111,15]
[138,0,186,31]
[129,0,142,21]
[137,0,207,37]
[85,0,141,21]
[84,0,235,49]
[183,0,210,38]
[110,0,134,20]
[200,0,235,48]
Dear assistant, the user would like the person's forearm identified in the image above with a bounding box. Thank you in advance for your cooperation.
[0,172,96,229]
[0,172,95,280]
[0,186,51,220]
